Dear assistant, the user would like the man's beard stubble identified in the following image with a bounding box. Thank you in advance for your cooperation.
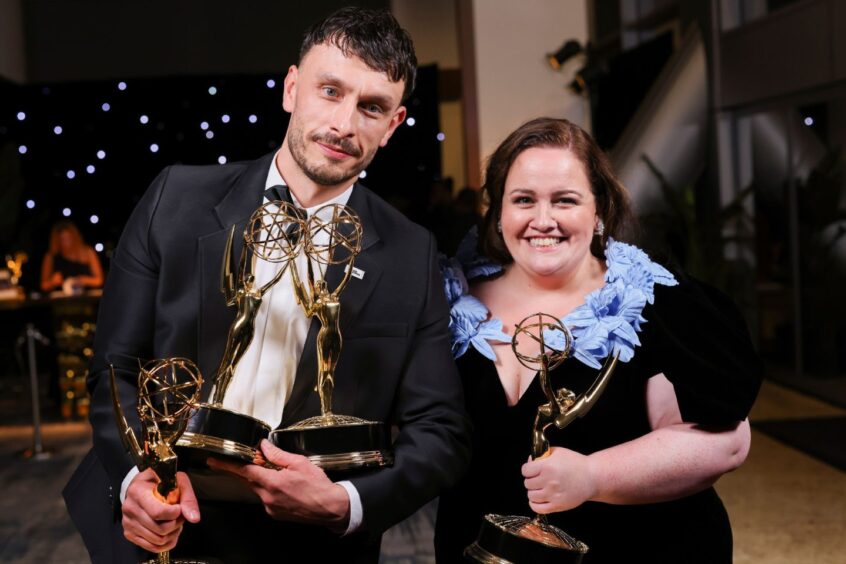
[287,120,374,187]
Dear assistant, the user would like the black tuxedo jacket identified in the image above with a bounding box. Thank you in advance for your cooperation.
[63,153,471,563]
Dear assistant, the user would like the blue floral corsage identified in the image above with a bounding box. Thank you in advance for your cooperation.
[439,229,678,368]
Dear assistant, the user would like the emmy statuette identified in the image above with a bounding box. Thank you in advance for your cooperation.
[110,358,204,564]
[464,313,619,564]
[270,204,393,471]
[176,202,304,467]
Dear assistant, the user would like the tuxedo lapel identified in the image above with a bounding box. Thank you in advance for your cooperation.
[281,185,383,426]
[197,153,273,398]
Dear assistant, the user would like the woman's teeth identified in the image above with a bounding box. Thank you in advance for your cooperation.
[529,237,561,248]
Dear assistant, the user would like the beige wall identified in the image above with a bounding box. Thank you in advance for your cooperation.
[472,0,589,168]
[0,0,26,82]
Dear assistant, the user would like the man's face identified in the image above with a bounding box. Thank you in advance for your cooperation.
[282,43,407,189]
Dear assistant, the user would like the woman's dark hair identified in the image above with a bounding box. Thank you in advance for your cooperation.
[300,7,417,102]
[480,117,633,263]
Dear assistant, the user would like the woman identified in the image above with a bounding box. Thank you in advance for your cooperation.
[435,118,761,563]
[41,220,104,293]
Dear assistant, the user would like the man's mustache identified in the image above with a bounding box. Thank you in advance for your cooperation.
[312,134,362,158]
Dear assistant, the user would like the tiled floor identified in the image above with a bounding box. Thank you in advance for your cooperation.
[1,379,843,563]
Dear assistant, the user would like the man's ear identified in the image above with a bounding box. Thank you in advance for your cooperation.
[380,105,408,147]
[282,65,298,113]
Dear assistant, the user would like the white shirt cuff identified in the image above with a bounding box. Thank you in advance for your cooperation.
[336,480,363,535]
[119,466,140,504]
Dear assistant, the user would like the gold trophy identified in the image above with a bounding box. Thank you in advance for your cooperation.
[464,313,620,564]
[110,358,204,564]
[270,204,393,471]
[176,202,305,466]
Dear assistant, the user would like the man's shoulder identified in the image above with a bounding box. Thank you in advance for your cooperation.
[355,184,430,242]
[160,156,262,189]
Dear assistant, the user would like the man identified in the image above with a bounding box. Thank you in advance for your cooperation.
[63,7,470,563]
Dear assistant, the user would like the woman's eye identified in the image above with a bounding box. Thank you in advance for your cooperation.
[513,196,533,204]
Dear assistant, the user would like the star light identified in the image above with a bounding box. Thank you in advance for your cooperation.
[804,117,814,126]
[359,170,367,179]
[248,114,258,124]
[86,165,96,174]
[63,208,72,217]
[18,145,27,155]
[16,111,26,121]
[436,132,446,142]
[206,131,214,139]
[26,200,35,209]
[200,121,209,130]
[54,126,63,135]
[95,243,104,252]
[406,117,416,126]
[66,170,76,179]
[218,156,227,164]
[150,143,159,153]
[208,86,218,96]
[140,115,149,124]
[97,150,106,159]
[101,102,111,112]
[221,114,230,124]
[90,215,99,224]
[266,79,276,88]
[118,81,127,91]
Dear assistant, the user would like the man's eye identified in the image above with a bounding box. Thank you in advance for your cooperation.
[323,87,338,97]
[364,104,384,114]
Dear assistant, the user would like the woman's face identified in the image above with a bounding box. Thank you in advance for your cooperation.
[58,230,75,255]
[500,146,599,280]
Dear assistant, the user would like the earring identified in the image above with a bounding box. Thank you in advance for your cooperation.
[595,219,605,237]
[496,220,502,233]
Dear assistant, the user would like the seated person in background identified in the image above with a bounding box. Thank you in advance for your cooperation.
[40,220,104,293]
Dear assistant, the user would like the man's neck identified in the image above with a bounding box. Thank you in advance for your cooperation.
[275,142,353,208]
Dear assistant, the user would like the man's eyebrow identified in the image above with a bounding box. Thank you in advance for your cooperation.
[317,72,346,87]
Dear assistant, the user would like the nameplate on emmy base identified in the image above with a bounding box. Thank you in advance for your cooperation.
[270,203,393,472]
[110,358,205,564]
[464,313,619,564]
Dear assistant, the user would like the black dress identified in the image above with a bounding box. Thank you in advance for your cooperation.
[52,253,93,279]
[435,273,762,563]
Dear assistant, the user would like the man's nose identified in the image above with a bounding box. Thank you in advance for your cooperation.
[329,98,357,137]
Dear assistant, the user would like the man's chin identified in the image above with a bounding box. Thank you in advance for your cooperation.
[303,166,362,188]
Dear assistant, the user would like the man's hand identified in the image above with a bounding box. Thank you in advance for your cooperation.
[207,439,350,530]
[121,469,200,552]
[522,447,598,514]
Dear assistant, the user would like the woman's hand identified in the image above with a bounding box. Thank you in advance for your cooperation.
[522,447,598,514]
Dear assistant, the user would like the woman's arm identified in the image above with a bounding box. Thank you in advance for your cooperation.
[40,253,61,292]
[522,373,751,513]
[69,247,105,288]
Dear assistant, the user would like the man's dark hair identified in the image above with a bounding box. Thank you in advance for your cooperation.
[300,7,417,102]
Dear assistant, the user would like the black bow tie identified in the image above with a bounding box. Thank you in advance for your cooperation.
[264,184,291,204]
[263,184,306,244]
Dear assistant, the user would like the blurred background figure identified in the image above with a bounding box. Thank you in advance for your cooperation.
[39,220,101,420]
[40,220,103,294]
